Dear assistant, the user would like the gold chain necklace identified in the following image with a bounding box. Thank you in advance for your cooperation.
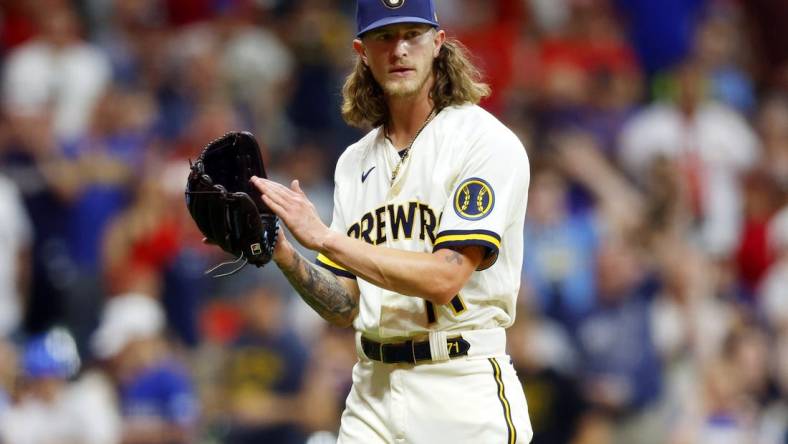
[388,108,437,186]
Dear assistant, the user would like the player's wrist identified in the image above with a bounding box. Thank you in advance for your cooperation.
[317,229,340,255]
[273,235,295,269]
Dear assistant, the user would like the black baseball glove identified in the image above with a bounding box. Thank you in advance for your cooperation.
[185,131,278,277]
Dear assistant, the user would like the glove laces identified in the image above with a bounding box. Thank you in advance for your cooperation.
[204,254,248,278]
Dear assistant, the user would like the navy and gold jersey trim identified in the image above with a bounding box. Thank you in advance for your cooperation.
[489,358,517,444]
[433,229,501,270]
[424,300,437,324]
[315,253,357,279]
[424,295,465,325]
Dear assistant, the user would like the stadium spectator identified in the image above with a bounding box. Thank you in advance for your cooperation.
[2,3,111,142]
[0,117,73,336]
[46,86,158,352]
[89,0,168,89]
[0,174,32,337]
[522,132,643,329]
[91,294,199,444]
[732,170,781,300]
[215,2,295,151]
[61,86,156,273]
[217,277,311,444]
[667,326,771,444]
[508,312,584,444]
[297,325,357,435]
[619,60,759,258]
[522,156,600,328]
[0,328,121,444]
[283,0,358,153]
[101,174,185,330]
[574,236,664,443]
[534,0,642,155]
[692,9,756,115]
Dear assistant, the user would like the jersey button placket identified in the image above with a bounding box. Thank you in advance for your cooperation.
[390,367,408,442]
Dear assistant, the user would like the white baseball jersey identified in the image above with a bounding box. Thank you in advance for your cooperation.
[316,103,530,340]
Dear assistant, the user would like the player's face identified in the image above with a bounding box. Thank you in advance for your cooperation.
[355,24,445,98]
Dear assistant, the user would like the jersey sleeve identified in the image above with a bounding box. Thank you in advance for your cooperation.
[316,158,357,279]
[433,131,529,270]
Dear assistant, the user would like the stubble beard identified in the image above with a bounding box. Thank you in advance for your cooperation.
[380,68,431,99]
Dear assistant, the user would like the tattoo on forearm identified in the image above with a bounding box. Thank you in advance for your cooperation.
[445,251,463,265]
[280,250,357,326]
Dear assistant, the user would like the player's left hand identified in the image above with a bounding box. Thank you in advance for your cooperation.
[251,177,331,252]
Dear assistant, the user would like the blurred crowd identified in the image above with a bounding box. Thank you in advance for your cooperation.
[0,0,786,443]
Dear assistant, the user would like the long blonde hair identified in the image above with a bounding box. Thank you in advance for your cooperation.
[341,37,491,128]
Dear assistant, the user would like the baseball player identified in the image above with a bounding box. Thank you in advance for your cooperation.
[252,0,533,442]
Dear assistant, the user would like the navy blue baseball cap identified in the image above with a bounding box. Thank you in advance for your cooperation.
[356,0,439,37]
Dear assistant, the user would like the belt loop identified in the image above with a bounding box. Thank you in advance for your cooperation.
[410,340,417,364]
[429,331,450,362]
[355,331,370,361]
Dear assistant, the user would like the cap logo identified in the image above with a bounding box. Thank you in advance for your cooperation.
[381,0,405,9]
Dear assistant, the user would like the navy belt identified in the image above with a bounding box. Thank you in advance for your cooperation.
[361,335,470,364]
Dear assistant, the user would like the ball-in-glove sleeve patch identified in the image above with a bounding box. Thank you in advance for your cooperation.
[453,177,495,220]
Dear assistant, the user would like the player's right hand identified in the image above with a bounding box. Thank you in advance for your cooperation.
[251,177,332,252]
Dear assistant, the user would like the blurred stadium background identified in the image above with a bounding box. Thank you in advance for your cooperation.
[0,0,786,443]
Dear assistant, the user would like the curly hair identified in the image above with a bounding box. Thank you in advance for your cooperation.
[341,37,491,128]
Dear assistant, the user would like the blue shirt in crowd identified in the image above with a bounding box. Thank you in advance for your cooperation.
[120,360,199,428]
[523,211,600,329]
